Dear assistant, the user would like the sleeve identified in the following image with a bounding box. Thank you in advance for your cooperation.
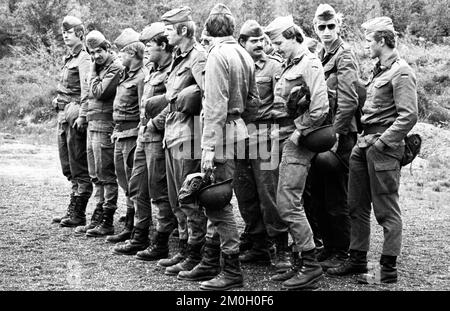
[152,105,170,131]
[334,49,359,135]
[78,53,92,118]
[91,63,122,100]
[379,65,418,147]
[191,49,207,92]
[201,51,229,151]
[294,58,329,133]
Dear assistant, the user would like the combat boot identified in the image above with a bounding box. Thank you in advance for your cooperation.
[105,208,134,243]
[327,249,368,277]
[239,233,272,265]
[52,193,76,223]
[165,242,203,276]
[271,252,300,282]
[320,250,349,271]
[113,228,150,255]
[282,249,323,290]
[200,253,243,291]
[74,202,103,235]
[357,255,398,284]
[178,241,221,281]
[157,239,188,267]
[272,232,292,273]
[60,196,88,227]
[86,208,115,237]
[136,231,171,261]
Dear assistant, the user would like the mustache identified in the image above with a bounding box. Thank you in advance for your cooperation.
[254,47,263,51]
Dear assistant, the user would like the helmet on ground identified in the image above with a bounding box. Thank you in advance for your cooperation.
[198,178,233,211]
[178,172,212,204]
[299,124,336,153]
[314,150,347,174]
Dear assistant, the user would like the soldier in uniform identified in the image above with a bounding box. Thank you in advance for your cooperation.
[235,20,291,273]
[328,17,418,284]
[264,15,329,290]
[308,4,361,270]
[191,3,259,291]
[74,30,122,236]
[52,16,93,228]
[87,28,145,240]
[150,7,208,276]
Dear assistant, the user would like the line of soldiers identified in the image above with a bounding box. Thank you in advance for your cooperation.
[51,2,418,291]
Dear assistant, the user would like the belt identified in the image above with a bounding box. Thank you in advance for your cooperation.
[114,120,139,132]
[362,124,390,135]
[226,114,241,123]
[87,113,114,122]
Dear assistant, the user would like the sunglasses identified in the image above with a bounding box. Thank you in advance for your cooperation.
[318,24,336,31]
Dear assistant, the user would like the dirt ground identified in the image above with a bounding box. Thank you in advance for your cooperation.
[0,122,449,291]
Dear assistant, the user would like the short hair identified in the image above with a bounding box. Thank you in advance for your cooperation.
[175,21,196,39]
[73,24,85,40]
[281,25,304,44]
[238,34,249,45]
[313,12,344,27]
[123,41,145,60]
[373,30,396,49]
[152,33,174,53]
[205,14,235,37]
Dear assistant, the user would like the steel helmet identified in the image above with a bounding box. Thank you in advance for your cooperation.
[145,94,168,119]
[299,124,337,153]
[198,178,233,211]
[175,84,202,116]
[314,151,347,174]
[178,172,212,204]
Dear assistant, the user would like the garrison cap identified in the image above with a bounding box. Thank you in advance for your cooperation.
[209,3,232,16]
[264,15,295,41]
[140,22,166,42]
[161,6,193,25]
[314,4,337,22]
[86,30,107,50]
[114,28,141,50]
[239,20,264,37]
[362,16,395,34]
[62,16,83,31]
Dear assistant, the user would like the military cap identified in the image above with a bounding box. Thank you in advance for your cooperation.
[161,6,192,25]
[264,15,295,41]
[362,16,395,34]
[114,28,141,50]
[209,3,232,16]
[145,94,169,119]
[140,22,166,42]
[314,4,337,21]
[86,30,107,50]
[239,20,264,37]
[62,16,82,31]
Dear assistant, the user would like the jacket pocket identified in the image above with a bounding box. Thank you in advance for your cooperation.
[373,160,400,194]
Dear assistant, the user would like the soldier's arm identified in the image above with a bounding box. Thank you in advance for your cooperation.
[334,49,359,135]
[78,53,92,118]
[91,64,122,100]
[201,51,228,151]
[379,65,418,147]
[151,105,169,131]
[191,49,207,91]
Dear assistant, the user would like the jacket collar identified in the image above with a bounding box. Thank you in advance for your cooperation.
[254,52,268,70]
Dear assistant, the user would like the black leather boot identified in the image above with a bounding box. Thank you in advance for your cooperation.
[52,193,76,223]
[136,231,171,261]
[327,249,368,276]
[75,202,103,235]
[282,249,323,290]
[320,249,349,271]
[165,242,203,276]
[105,208,134,243]
[157,239,188,267]
[200,252,244,291]
[113,228,150,255]
[271,252,300,282]
[272,232,292,273]
[357,255,398,284]
[86,208,115,237]
[239,233,272,265]
[178,241,221,281]
[60,196,88,227]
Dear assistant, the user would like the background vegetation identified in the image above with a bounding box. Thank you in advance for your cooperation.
[1,0,449,131]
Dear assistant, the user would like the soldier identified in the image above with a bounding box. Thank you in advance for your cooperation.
[52,16,93,228]
[308,4,361,270]
[188,3,259,291]
[199,28,213,51]
[264,15,330,290]
[150,6,207,276]
[235,20,291,273]
[113,23,179,258]
[328,17,418,284]
[74,30,122,236]
[87,28,145,239]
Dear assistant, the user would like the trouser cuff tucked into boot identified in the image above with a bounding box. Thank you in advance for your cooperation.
[282,249,323,290]
[60,196,88,227]
[106,207,134,243]
[157,239,187,267]
[165,242,203,276]
[199,252,243,291]
[136,231,171,261]
[178,241,221,281]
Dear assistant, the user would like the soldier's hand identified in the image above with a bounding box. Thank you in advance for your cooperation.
[201,149,215,173]
[73,116,87,132]
[373,138,386,152]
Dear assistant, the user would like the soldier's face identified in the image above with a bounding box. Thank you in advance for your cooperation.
[165,24,181,46]
[200,35,213,50]
[146,40,162,64]
[272,36,294,60]
[365,33,381,59]
[315,19,339,45]
[243,36,265,59]
[90,47,108,65]
[119,50,132,67]
[62,28,80,47]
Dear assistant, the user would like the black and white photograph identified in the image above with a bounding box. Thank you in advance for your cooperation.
[0,0,449,298]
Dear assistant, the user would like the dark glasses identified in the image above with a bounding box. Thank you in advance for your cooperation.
[318,24,336,31]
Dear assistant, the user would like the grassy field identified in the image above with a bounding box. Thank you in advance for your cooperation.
[0,122,449,291]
